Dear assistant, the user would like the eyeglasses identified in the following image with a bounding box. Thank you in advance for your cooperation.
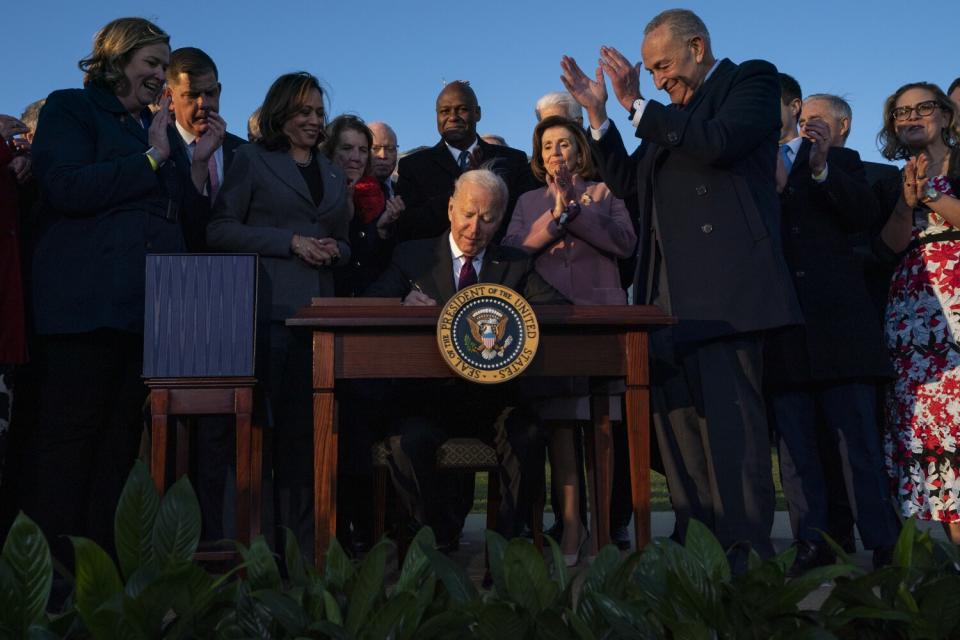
[371,145,398,153]
[891,100,941,122]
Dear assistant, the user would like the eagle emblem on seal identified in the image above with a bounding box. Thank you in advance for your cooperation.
[466,307,514,360]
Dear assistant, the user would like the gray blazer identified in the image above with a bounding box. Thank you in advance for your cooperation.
[207,144,351,320]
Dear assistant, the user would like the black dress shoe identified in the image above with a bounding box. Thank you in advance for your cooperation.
[610,525,632,551]
[872,545,894,570]
[787,540,835,578]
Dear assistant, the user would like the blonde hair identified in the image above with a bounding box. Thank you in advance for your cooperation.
[79,17,169,94]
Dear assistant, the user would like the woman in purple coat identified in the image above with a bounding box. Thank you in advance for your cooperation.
[503,116,636,564]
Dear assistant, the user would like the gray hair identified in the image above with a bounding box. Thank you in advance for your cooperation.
[20,99,46,134]
[453,168,508,217]
[535,91,583,121]
[644,8,711,51]
[804,93,853,139]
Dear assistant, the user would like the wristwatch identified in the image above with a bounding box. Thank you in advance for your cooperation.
[921,183,942,204]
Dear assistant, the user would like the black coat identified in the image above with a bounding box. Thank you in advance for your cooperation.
[590,58,802,343]
[364,235,566,305]
[166,127,246,252]
[764,140,893,384]
[395,138,535,243]
[30,84,186,335]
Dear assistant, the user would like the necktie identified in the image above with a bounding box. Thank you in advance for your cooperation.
[207,152,220,201]
[458,256,477,290]
[458,149,470,172]
[779,143,793,175]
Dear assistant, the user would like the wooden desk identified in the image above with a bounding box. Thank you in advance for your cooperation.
[288,303,673,566]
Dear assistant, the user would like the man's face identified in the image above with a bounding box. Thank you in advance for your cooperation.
[447,181,502,256]
[640,25,708,106]
[167,71,221,136]
[436,87,480,147]
[800,98,848,147]
[369,123,398,182]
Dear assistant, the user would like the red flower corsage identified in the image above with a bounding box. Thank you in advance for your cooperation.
[353,176,386,225]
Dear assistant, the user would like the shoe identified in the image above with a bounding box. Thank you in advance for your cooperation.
[872,545,894,570]
[787,540,835,578]
[562,525,590,567]
[611,525,632,551]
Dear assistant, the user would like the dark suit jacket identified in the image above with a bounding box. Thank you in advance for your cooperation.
[590,58,802,343]
[764,140,892,384]
[206,144,351,321]
[166,127,246,252]
[364,235,567,305]
[395,138,535,243]
[30,84,186,335]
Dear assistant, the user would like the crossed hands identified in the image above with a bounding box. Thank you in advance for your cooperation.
[291,235,340,267]
[560,46,643,128]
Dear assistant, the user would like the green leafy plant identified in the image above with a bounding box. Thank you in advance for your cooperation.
[4,462,960,639]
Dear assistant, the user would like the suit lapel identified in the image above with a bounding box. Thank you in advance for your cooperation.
[790,138,811,177]
[427,234,457,303]
[430,140,462,181]
[223,134,243,173]
[315,154,346,215]
[260,149,314,205]
[479,244,509,285]
[682,58,733,116]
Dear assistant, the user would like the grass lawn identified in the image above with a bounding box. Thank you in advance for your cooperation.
[471,447,787,513]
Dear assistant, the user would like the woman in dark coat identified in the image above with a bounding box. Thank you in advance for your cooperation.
[27,17,182,561]
[207,72,351,559]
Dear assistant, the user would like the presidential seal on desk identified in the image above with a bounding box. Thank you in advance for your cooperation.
[437,284,540,384]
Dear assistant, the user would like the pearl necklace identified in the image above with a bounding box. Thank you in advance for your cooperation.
[295,150,314,168]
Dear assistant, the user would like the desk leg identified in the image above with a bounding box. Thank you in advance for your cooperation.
[625,332,651,549]
[150,389,169,494]
[313,331,337,568]
[590,394,613,549]
[235,387,254,546]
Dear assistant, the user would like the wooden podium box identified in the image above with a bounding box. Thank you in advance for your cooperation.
[143,254,263,552]
[288,301,674,567]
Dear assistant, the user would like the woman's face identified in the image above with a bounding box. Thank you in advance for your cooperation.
[333,129,370,184]
[541,125,581,178]
[117,43,170,113]
[282,88,325,152]
[894,88,948,150]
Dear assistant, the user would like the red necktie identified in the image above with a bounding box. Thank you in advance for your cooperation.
[458,257,477,290]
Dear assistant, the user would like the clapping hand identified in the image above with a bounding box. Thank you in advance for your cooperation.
[901,157,923,209]
[193,112,227,163]
[147,96,172,162]
[598,46,643,112]
[560,55,609,129]
[803,119,831,175]
[0,114,28,141]
[377,195,406,238]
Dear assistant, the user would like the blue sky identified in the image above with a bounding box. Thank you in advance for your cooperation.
[5,0,955,164]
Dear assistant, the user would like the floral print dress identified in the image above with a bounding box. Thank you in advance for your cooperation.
[885,175,960,522]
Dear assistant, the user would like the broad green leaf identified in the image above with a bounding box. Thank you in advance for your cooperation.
[592,593,661,639]
[566,608,597,640]
[345,539,388,636]
[0,558,21,630]
[398,574,437,640]
[533,609,576,640]
[323,588,344,625]
[484,529,509,596]
[25,626,63,640]
[503,537,557,614]
[2,512,53,630]
[893,518,916,568]
[151,475,201,570]
[236,595,272,640]
[239,536,282,591]
[307,619,352,639]
[324,537,355,592]
[70,536,123,638]
[114,461,159,580]
[252,590,310,634]
[413,610,473,639]
[544,535,570,595]
[419,541,478,606]
[576,545,621,628]
[476,602,530,640]
[684,519,730,582]
[359,591,416,640]
[284,527,309,587]
[396,526,435,594]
